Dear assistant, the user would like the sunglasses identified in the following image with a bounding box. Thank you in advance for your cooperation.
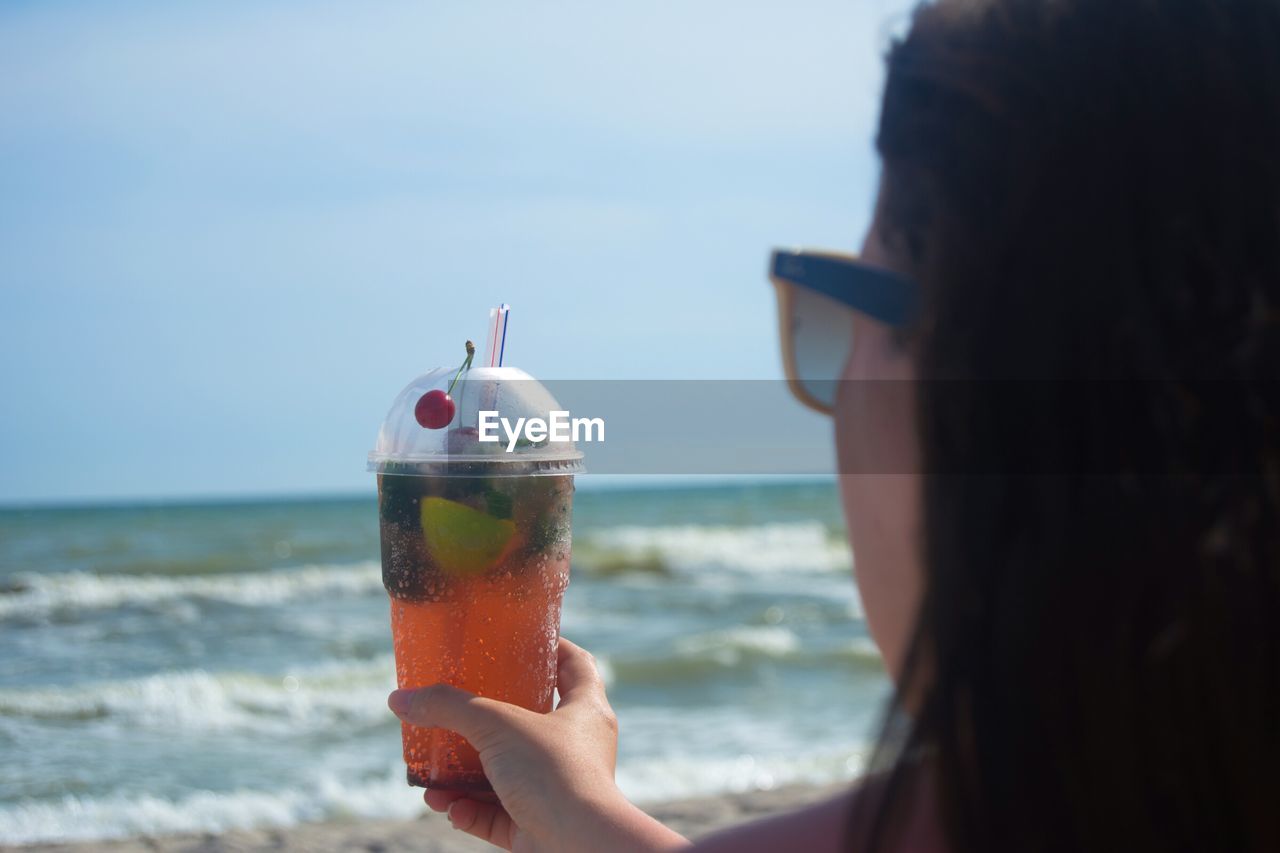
[768,248,919,414]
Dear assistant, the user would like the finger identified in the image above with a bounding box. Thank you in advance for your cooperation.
[554,637,608,708]
[423,789,467,813]
[447,797,518,850]
[388,684,528,751]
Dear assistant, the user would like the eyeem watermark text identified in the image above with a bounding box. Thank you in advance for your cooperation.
[478,410,605,452]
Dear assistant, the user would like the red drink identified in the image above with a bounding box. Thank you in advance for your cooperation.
[378,471,573,790]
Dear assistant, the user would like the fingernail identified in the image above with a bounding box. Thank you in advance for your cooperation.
[446,800,462,829]
[387,689,413,717]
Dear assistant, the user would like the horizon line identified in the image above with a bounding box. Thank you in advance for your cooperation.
[0,474,838,512]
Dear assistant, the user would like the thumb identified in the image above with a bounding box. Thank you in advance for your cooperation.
[388,684,527,751]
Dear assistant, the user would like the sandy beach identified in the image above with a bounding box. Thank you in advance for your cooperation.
[5,784,846,852]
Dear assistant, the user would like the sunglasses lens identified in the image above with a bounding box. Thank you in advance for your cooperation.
[788,283,853,410]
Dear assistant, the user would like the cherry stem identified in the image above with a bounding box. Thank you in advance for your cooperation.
[446,341,475,397]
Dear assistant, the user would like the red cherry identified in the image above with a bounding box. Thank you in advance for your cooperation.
[447,426,480,453]
[414,390,455,429]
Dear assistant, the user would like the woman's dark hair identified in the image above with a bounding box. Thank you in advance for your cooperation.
[854,1,1280,850]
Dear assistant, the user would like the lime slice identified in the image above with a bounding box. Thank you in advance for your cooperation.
[420,497,516,577]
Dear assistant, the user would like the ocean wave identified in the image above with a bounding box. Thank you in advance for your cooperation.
[601,627,882,683]
[619,746,868,804]
[0,626,880,733]
[0,765,425,845]
[0,746,868,844]
[0,523,849,621]
[0,657,396,734]
[0,561,384,620]
[578,522,850,577]
[0,639,879,735]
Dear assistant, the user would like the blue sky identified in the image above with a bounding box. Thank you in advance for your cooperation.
[0,0,912,504]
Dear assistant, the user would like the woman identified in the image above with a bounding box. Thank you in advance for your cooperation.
[387,0,1280,849]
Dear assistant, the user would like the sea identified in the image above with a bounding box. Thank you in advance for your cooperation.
[0,480,889,845]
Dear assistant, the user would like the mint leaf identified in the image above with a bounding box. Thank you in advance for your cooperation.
[484,489,514,520]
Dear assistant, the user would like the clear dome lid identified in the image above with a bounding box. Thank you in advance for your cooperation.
[368,365,584,478]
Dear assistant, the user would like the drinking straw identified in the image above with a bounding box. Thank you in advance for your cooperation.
[483,304,510,368]
[432,304,510,780]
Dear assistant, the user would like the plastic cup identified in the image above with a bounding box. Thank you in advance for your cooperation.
[369,365,582,791]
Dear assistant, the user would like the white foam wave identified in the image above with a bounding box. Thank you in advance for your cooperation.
[0,561,384,620]
[674,625,802,663]
[583,522,850,576]
[618,745,867,804]
[601,628,882,680]
[0,657,396,734]
[0,748,867,844]
[0,766,425,845]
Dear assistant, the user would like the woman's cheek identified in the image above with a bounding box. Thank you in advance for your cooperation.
[846,474,922,680]
[835,319,924,681]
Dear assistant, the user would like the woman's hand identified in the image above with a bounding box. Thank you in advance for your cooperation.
[387,637,689,853]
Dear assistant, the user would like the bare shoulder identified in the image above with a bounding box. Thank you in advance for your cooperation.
[687,786,858,853]
[688,768,947,853]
